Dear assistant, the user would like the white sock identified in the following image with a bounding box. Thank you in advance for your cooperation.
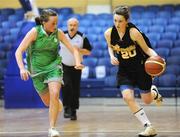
[134,108,151,127]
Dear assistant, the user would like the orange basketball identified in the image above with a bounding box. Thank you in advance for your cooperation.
[145,56,166,76]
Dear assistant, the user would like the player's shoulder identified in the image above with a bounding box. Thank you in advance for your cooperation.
[104,27,113,36]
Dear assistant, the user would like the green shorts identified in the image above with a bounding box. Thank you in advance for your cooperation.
[32,66,63,94]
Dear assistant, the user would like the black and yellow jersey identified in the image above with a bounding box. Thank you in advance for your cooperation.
[110,23,147,68]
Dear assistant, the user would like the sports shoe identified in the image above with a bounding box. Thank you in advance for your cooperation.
[138,125,157,137]
[48,128,60,137]
[151,85,163,106]
[64,107,71,118]
[70,110,77,121]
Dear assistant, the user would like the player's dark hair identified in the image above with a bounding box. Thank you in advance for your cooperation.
[113,6,129,20]
[35,9,58,25]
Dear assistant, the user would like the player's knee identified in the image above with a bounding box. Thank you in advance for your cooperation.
[50,91,59,101]
[142,98,152,104]
[123,95,135,104]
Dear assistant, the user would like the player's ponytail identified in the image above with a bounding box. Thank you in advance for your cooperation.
[35,17,42,25]
[35,9,58,26]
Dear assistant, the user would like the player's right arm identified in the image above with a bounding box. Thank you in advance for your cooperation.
[104,28,119,65]
[15,28,37,81]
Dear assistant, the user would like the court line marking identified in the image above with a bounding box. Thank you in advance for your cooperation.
[0,130,180,134]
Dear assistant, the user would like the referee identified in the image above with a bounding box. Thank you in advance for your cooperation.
[59,18,92,120]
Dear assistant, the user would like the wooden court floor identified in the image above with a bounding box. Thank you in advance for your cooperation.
[0,98,180,137]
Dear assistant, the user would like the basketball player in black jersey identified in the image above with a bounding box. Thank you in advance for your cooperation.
[104,6,162,137]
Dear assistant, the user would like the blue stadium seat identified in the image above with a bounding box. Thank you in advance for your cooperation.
[161,32,177,40]
[8,15,23,22]
[0,51,6,59]
[80,20,92,27]
[87,27,102,35]
[0,36,3,43]
[152,18,168,26]
[173,11,180,18]
[10,28,20,35]
[95,20,108,27]
[104,75,117,87]
[159,74,176,87]
[83,57,97,67]
[78,26,86,34]
[87,34,98,43]
[0,43,13,52]
[169,17,180,25]
[14,8,25,16]
[2,21,16,29]
[170,47,180,56]
[146,33,161,43]
[90,49,103,58]
[161,4,175,12]
[137,25,149,33]
[130,12,141,19]
[58,7,73,15]
[141,12,156,19]
[173,40,180,48]
[166,56,180,65]
[69,14,82,20]
[93,41,107,50]
[103,50,109,57]
[156,40,173,49]
[0,59,8,68]
[97,57,112,67]
[157,11,171,19]
[177,75,180,87]
[110,66,118,76]
[0,8,15,15]
[130,5,145,13]
[3,35,16,44]
[165,65,180,75]
[149,25,164,33]
[155,48,170,58]
[146,5,160,12]
[81,66,94,79]
[0,15,8,22]
[0,28,10,36]
[97,13,112,20]
[94,65,109,79]
[136,19,152,26]
[165,25,179,33]
[97,35,106,43]
[83,13,96,20]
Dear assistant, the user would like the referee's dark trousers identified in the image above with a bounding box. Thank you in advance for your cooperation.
[62,63,82,110]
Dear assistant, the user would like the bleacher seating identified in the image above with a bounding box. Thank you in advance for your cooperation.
[0,5,180,107]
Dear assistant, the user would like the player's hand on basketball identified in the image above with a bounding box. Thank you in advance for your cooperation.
[110,56,119,65]
[20,68,30,81]
[74,63,84,70]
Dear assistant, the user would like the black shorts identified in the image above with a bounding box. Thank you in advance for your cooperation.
[117,65,152,91]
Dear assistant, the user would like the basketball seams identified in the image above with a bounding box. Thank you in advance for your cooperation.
[145,57,166,76]
[145,60,165,67]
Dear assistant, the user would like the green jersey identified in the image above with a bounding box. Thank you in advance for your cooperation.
[27,25,62,77]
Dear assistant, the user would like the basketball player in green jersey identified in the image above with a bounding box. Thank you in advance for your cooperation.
[15,9,83,137]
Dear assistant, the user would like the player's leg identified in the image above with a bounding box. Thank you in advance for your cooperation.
[137,73,158,136]
[48,81,61,137]
[120,85,152,127]
[39,91,63,112]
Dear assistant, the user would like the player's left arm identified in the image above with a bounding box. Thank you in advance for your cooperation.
[130,28,157,57]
